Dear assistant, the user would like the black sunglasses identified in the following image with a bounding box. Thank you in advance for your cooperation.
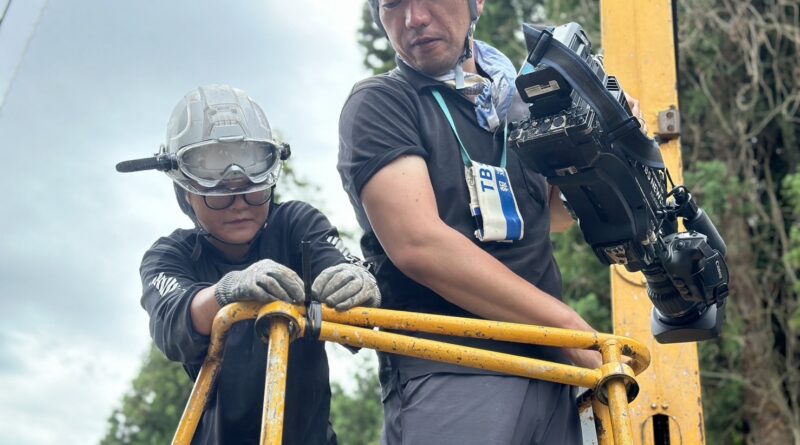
[203,188,272,210]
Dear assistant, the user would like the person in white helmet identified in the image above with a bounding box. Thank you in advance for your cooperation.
[120,84,379,445]
[335,2,649,444]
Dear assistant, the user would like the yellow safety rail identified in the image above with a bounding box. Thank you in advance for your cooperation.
[171,301,650,445]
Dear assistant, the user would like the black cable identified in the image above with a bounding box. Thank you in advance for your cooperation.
[0,0,49,115]
[0,0,13,28]
[302,241,322,339]
[672,0,680,87]
[665,168,676,189]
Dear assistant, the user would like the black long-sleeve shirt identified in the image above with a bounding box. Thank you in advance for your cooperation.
[140,201,349,445]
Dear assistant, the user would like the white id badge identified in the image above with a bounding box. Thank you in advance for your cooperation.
[464,161,524,242]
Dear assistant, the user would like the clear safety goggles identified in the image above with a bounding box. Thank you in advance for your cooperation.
[176,139,281,193]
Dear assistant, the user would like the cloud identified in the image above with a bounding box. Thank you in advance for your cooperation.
[0,329,144,444]
[0,1,371,443]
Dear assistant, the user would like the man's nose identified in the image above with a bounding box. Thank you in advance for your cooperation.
[405,0,432,29]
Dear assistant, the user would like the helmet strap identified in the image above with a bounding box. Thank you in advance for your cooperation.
[454,21,477,89]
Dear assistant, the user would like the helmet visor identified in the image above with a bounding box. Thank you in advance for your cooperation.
[177,140,280,190]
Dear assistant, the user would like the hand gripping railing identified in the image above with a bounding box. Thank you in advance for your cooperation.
[171,301,650,445]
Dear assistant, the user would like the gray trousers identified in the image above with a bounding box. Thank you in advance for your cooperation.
[380,372,582,445]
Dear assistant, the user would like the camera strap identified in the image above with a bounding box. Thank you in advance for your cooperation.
[431,89,524,242]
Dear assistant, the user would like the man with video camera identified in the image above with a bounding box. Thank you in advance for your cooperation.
[337,1,646,443]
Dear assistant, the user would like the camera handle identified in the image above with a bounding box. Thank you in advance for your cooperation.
[672,187,727,256]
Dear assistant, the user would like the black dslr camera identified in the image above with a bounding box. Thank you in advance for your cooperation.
[509,23,730,343]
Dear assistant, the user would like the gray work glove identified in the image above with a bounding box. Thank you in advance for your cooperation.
[311,263,381,311]
[215,259,305,307]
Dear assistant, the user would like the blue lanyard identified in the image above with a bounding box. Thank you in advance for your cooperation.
[431,89,508,168]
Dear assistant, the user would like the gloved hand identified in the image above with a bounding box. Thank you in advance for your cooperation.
[311,263,381,311]
[215,259,305,307]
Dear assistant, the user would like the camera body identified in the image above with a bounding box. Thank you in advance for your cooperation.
[509,23,729,343]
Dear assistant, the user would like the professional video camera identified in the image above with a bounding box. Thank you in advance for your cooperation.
[508,23,730,343]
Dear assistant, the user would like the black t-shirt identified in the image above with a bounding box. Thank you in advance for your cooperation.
[140,201,347,445]
[338,59,567,381]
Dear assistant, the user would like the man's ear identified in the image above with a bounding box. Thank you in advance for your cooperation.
[474,0,484,19]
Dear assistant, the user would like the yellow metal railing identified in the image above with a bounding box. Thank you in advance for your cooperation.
[172,301,650,445]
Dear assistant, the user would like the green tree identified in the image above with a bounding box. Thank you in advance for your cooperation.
[784,173,800,331]
[100,344,191,444]
[471,1,539,65]
[677,1,800,442]
[358,2,396,74]
[329,356,383,445]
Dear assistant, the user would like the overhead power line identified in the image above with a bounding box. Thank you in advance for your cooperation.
[0,0,13,29]
[0,0,49,116]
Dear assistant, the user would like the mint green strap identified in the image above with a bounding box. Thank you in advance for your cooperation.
[430,89,508,169]
[431,89,473,167]
[500,117,508,168]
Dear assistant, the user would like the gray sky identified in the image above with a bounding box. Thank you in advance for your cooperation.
[0,1,374,443]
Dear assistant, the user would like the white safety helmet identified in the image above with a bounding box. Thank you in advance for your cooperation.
[160,84,289,196]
